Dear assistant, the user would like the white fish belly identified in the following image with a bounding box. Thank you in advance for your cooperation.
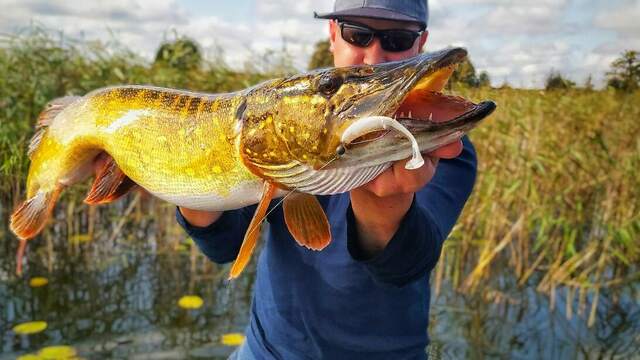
[155,180,264,211]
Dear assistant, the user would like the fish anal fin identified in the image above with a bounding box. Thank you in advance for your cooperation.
[283,193,331,251]
[29,96,81,159]
[84,155,137,205]
[229,182,276,280]
[10,186,63,275]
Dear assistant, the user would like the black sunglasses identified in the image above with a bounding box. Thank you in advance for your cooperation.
[338,21,423,52]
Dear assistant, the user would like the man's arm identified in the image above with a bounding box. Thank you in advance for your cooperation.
[347,136,477,286]
[175,206,255,264]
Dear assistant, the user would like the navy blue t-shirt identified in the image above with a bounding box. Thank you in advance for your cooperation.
[176,136,477,359]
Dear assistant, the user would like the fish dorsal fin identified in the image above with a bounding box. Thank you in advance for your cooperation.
[84,154,137,205]
[10,185,63,275]
[29,96,81,159]
[229,182,277,280]
[283,193,331,251]
[37,96,80,128]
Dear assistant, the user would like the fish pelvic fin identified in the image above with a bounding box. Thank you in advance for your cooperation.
[29,96,81,159]
[228,182,276,280]
[10,185,63,275]
[283,193,331,250]
[84,154,137,205]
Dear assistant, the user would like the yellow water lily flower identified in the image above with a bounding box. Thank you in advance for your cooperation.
[13,321,48,335]
[38,345,77,359]
[29,277,49,287]
[177,295,203,309]
[221,333,245,346]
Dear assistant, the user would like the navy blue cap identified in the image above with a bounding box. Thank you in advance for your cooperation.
[314,0,428,29]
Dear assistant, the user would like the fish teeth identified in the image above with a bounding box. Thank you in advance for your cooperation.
[400,111,405,118]
[429,113,433,121]
[408,111,412,118]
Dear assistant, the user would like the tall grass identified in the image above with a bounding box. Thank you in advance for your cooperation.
[1,30,638,325]
[438,87,640,325]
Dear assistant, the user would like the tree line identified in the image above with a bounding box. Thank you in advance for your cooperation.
[307,40,639,92]
[154,37,638,92]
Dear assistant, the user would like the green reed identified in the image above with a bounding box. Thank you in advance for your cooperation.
[1,30,638,326]
[437,87,640,324]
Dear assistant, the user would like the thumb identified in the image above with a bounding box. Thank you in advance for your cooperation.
[428,140,463,159]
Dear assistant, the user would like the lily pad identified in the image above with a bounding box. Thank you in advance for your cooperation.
[29,277,49,287]
[178,295,203,309]
[38,345,77,359]
[13,321,48,335]
[221,333,245,346]
[16,354,40,360]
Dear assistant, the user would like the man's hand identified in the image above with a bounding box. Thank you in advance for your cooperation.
[349,140,463,257]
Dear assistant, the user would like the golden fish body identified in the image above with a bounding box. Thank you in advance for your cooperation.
[28,86,264,211]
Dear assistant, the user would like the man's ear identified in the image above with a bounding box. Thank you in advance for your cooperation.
[418,30,429,51]
[328,20,337,53]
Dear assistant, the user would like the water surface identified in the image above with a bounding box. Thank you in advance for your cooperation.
[1,200,638,359]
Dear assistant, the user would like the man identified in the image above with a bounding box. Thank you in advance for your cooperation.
[177,1,477,358]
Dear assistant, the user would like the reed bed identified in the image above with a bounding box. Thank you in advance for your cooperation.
[1,31,638,326]
[439,87,640,325]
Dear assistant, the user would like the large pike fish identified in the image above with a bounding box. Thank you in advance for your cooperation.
[10,48,496,278]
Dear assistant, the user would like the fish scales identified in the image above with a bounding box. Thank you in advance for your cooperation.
[37,86,264,210]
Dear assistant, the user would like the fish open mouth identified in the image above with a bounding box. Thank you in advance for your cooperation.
[342,48,496,153]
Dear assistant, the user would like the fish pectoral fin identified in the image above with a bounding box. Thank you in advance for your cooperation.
[10,185,63,275]
[84,154,137,205]
[229,182,277,280]
[283,193,331,251]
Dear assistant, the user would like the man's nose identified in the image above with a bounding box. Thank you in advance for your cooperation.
[363,39,387,65]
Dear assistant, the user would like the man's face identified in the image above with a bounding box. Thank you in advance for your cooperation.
[328,17,428,67]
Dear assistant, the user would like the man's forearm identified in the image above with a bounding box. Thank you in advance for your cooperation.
[178,207,222,227]
[349,190,413,258]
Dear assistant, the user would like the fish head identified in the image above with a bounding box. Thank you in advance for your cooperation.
[239,47,496,194]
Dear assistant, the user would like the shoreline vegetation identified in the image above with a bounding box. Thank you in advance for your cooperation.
[1,30,638,327]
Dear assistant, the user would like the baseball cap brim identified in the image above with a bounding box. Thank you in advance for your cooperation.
[314,9,426,28]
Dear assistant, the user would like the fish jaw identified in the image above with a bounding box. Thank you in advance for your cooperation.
[321,48,497,179]
[332,100,496,170]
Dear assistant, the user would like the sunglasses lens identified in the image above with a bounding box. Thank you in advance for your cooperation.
[341,25,374,47]
[380,31,418,52]
[340,22,420,52]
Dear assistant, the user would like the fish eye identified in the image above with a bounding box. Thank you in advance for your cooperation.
[335,144,346,157]
[318,74,343,96]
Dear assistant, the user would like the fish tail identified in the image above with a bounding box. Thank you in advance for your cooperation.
[10,185,63,275]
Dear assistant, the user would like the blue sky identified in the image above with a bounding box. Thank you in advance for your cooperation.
[1,0,638,88]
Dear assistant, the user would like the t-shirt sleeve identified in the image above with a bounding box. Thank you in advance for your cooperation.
[175,205,256,264]
[346,136,478,287]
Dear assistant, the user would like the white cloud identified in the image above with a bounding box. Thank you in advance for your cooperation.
[594,0,640,37]
[0,0,633,89]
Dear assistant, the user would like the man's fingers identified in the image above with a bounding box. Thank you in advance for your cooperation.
[428,140,463,159]
[360,156,437,197]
